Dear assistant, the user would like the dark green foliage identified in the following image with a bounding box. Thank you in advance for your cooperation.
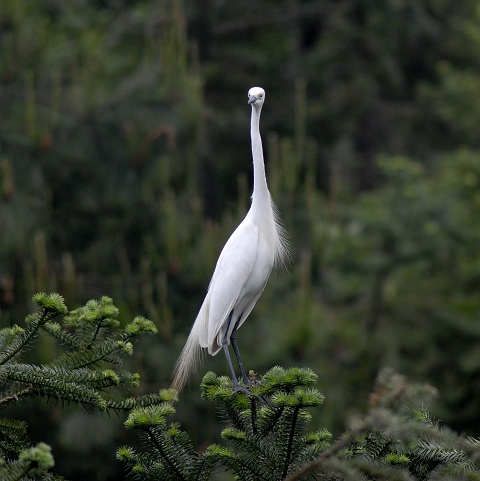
[3,0,480,478]
[0,293,165,480]
[120,368,480,481]
[3,294,480,481]
[118,367,330,481]
[202,367,330,480]
[3,0,480,448]
[118,404,218,481]
[0,443,57,481]
[286,369,480,481]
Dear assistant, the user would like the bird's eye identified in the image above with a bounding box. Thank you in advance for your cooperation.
[259,94,263,98]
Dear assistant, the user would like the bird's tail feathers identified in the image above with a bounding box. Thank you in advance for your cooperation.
[171,321,205,394]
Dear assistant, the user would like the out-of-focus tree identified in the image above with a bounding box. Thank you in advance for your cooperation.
[2,0,480,479]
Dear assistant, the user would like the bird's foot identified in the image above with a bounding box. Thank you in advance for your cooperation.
[231,383,269,405]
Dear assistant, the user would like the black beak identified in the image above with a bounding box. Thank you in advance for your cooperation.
[248,96,257,105]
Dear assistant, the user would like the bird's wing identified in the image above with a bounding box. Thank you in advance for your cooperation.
[199,217,259,354]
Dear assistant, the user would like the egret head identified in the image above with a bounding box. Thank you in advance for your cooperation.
[247,87,265,107]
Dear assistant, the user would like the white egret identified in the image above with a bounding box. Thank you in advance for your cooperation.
[171,87,291,394]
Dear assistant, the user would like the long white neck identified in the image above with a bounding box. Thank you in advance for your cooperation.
[250,105,270,209]
[249,102,291,269]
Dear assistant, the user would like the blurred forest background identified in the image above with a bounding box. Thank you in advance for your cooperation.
[1,0,480,479]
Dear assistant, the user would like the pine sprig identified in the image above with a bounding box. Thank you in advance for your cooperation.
[120,367,330,481]
[0,443,55,481]
[0,294,67,366]
[285,368,480,481]
[5,293,480,481]
[119,367,480,481]
[109,389,176,411]
[119,401,218,481]
[0,418,30,457]
[0,293,161,480]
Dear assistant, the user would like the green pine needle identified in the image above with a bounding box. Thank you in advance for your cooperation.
[124,403,176,429]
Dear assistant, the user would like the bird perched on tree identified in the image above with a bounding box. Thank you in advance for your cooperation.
[171,87,291,394]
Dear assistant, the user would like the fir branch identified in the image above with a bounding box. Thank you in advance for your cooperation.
[0,322,38,367]
[187,450,219,481]
[258,401,286,436]
[0,326,25,354]
[0,418,30,457]
[6,368,108,410]
[0,293,167,480]
[106,390,176,411]
[47,317,157,372]
[48,337,132,370]
[211,442,272,481]
[119,367,480,481]
[282,405,300,479]
[283,429,368,481]
[0,388,33,410]
[0,294,67,366]
[0,442,55,481]
[0,318,46,367]
[220,426,277,475]
[149,428,183,479]
[3,364,120,392]
[41,322,82,350]
[0,459,31,481]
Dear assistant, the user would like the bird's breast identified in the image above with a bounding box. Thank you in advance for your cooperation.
[239,230,274,298]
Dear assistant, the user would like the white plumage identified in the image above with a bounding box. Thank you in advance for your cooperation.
[171,87,291,393]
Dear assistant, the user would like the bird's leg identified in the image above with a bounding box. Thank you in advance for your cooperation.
[221,311,258,397]
[230,315,249,386]
[222,310,249,385]
[222,310,268,405]
[222,341,266,403]
[221,311,241,388]
[222,343,241,388]
[220,313,268,405]
[230,315,269,406]
[222,339,254,397]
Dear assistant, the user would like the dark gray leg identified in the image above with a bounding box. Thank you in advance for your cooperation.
[221,310,267,403]
[222,311,251,391]
[222,342,241,389]
[221,311,241,388]
[230,315,249,385]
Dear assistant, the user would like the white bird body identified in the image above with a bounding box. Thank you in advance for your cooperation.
[199,211,275,355]
[171,87,290,393]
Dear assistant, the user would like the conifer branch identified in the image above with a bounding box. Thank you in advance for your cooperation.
[282,406,300,479]
[0,293,162,480]
[120,367,480,481]
[0,388,33,409]
[146,426,187,481]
